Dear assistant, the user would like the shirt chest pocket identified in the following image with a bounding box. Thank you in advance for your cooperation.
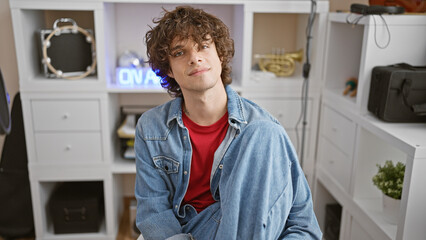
[153,156,179,174]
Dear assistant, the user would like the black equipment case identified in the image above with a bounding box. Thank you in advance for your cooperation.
[368,63,426,122]
[49,181,104,234]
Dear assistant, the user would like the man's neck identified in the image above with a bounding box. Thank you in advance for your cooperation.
[182,84,228,126]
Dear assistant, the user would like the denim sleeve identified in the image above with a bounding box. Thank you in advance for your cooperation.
[214,122,321,240]
[279,145,322,239]
[134,122,183,239]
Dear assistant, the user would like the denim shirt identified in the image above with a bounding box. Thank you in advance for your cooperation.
[135,85,321,239]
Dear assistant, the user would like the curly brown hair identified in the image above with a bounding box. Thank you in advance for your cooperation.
[145,6,234,97]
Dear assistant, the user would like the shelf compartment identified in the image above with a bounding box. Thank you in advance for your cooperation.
[10,8,102,88]
[326,13,426,114]
[34,180,108,240]
[313,177,344,238]
[104,3,244,88]
[352,197,397,240]
[323,19,364,109]
[353,127,407,202]
[356,113,426,158]
[247,12,320,88]
[108,92,172,172]
[352,127,407,240]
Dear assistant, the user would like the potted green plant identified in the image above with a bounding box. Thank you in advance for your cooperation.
[372,160,405,224]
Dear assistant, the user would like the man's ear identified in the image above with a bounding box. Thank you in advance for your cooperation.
[167,67,174,79]
[167,71,174,79]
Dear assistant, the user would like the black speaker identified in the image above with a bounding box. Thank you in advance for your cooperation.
[350,4,405,15]
[324,204,342,240]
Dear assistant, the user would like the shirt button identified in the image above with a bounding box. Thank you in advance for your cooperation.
[175,205,178,209]
[184,171,188,175]
[219,164,223,169]
[183,136,187,140]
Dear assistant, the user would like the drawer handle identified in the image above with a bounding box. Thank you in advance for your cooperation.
[63,113,70,119]
[329,160,334,164]
[331,127,338,132]
[65,145,72,151]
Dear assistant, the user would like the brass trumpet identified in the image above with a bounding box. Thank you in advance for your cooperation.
[255,49,304,77]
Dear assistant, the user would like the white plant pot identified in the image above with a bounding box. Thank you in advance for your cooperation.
[382,194,400,225]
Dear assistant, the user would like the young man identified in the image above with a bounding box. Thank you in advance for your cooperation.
[135,6,322,240]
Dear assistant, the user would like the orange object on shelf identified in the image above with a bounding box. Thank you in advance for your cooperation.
[343,77,358,97]
[369,0,426,13]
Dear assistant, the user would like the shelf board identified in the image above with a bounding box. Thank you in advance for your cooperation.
[245,1,329,13]
[353,197,397,240]
[20,75,105,92]
[329,12,426,26]
[323,88,356,110]
[107,84,167,93]
[112,158,136,174]
[44,218,108,240]
[245,70,321,96]
[104,0,245,4]
[249,70,304,83]
[355,113,426,158]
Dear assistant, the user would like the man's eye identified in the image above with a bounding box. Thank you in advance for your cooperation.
[173,51,184,57]
[201,44,209,49]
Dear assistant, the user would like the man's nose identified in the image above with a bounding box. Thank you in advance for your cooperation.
[188,48,202,65]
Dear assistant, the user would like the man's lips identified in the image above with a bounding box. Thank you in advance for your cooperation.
[188,68,209,76]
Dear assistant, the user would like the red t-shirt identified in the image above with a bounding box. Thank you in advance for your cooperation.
[182,110,229,213]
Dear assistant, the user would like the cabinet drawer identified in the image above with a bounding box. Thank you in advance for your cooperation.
[321,106,356,157]
[34,132,102,163]
[318,137,352,191]
[250,98,311,129]
[32,100,101,131]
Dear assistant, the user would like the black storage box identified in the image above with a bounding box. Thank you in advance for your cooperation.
[49,181,104,234]
[368,63,426,122]
[324,204,342,240]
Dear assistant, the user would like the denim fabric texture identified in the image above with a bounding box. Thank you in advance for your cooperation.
[135,85,322,239]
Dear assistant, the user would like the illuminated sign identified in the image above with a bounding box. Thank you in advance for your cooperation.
[116,67,162,87]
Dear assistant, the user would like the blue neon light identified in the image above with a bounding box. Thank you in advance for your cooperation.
[116,67,162,87]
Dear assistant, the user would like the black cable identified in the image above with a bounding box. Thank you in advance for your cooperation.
[346,13,391,49]
[295,0,316,168]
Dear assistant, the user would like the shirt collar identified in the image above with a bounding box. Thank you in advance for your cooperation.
[225,85,247,125]
[165,85,247,128]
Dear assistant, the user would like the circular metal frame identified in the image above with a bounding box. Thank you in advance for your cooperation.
[42,23,97,80]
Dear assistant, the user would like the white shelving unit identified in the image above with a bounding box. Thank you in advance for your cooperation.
[9,0,329,239]
[314,12,426,240]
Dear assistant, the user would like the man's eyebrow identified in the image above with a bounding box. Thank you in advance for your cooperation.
[170,45,184,52]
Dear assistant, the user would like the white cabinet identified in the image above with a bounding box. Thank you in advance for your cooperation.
[314,13,426,240]
[9,0,328,239]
